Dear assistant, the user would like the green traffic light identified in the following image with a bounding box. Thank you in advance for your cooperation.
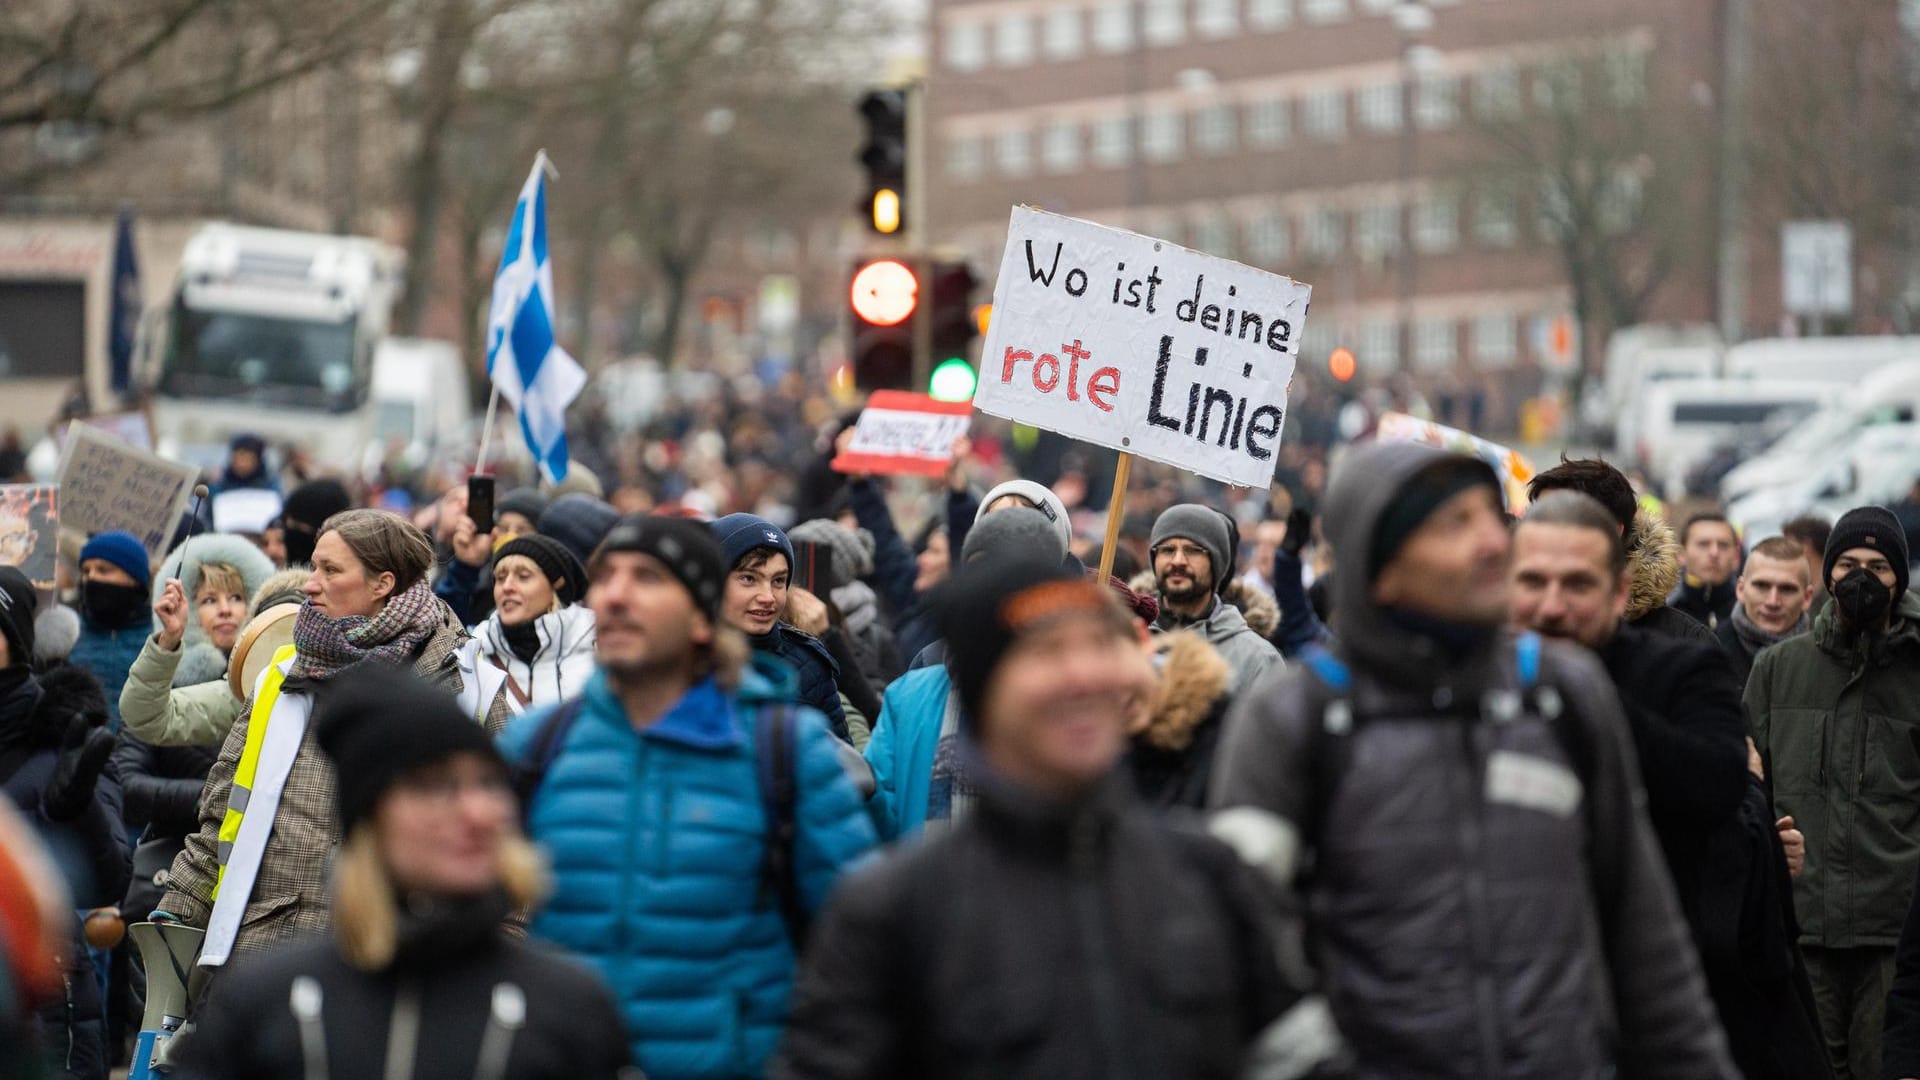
[929,356,977,402]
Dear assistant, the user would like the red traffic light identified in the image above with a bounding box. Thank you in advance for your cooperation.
[1329,346,1357,382]
[851,259,918,326]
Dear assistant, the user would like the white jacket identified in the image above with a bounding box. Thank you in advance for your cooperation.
[455,605,597,722]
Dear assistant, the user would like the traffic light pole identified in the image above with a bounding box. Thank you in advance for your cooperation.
[906,81,932,391]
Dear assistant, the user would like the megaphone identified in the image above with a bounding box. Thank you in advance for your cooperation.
[128,921,207,1078]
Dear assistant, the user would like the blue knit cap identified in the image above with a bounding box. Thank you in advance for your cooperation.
[710,513,794,572]
[79,530,151,588]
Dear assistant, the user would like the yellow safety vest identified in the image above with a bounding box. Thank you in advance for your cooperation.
[210,644,298,900]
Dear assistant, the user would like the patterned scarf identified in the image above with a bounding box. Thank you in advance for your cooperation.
[290,578,444,681]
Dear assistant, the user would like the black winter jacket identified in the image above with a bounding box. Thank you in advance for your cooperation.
[1670,579,1738,631]
[750,623,848,740]
[177,901,633,1080]
[1882,863,1920,1078]
[772,772,1308,1080]
[109,734,216,841]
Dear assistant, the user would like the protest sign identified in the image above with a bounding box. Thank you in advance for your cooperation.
[57,424,197,554]
[831,391,974,478]
[1375,412,1537,509]
[0,485,59,589]
[973,207,1311,489]
[212,489,283,534]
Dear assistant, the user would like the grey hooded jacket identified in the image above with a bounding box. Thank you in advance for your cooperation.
[1208,440,1735,1080]
[1153,597,1280,698]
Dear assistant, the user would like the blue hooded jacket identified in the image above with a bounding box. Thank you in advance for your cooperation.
[863,663,953,840]
[500,656,877,1080]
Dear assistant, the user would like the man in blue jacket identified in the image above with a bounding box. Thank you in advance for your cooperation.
[501,515,878,1080]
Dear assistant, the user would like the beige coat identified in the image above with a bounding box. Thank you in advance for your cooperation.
[117,635,246,748]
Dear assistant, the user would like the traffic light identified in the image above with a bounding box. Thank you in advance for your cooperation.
[857,89,907,235]
[1328,346,1357,382]
[927,260,979,401]
[850,257,917,391]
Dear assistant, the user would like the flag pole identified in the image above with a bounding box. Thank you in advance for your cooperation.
[1096,452,1133,581]
[475,386,501,472]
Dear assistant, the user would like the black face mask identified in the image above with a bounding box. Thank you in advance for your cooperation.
[80,580,149,629]
[1832,568,1894,629]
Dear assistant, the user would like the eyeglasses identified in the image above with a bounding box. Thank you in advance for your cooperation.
[1153,542,1211,561]
[1834,556,1895,578]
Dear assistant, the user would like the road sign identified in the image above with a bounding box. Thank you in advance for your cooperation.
[1782,221,1852,317]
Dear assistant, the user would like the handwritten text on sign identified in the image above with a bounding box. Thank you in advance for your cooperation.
[57,424,197,554]
[973,207,1311,488]
[832,391,974,478]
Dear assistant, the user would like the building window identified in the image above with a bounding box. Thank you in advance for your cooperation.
[1474,183,1518,246]
[1248,212,1290,264]
[1045,6,1084,59]
[1145,0,1184,44]
[1094,0,1134,52]
[1092,114,1132,167]
[1192,215,1234,258]
[1535,61,1582,113]
[1414,195,1457,252]
[1361,317,1399,370]
[1415,318,1456,371]
[1474,61,1522,120]
[1606,47,1648,106]
[1358,82,1402,133]
[1473,312,1518,368]
[997,128,1032,176]
[1142,107,1183,161]
[1303,88,1346,140]
[1249,0,1292,29]
[945,20,987,71]
[1246,96,1290,147]
[1415,73,1459,129]
[997,13,1035,66]
[947,135,985,181]
[1195,103,1236,154]
[1356,202,1400,258]
[1600,166,1645,235]
[1043,120,1081,174]
[1302,206,1344,260]
[1196,0,1237,38]
[1536,175,1571,242]
[1303,0,1348,23]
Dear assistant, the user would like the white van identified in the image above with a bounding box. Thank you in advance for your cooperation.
[1722,337,1920,385]
[1727,423,1920,543]
[1636,379,1845,498]
[1611,345,1725,459]
[1720,360,1920,503]
[367,338,471,475]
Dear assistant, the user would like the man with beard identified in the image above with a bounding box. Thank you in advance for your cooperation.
[1716,536,1815,687]
[1748,506,1920,1079]
[1510,493,1827,1080]
[1147,504,1278,696]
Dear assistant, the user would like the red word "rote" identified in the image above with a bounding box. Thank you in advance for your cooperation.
[999,339,1121,413]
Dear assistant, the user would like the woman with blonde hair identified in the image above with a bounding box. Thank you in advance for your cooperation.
[177,667,632,1079]
[454,534,596,722]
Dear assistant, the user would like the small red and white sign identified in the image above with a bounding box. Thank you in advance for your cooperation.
[832,391,973,477]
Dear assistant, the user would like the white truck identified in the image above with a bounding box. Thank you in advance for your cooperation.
[144,223,405,471]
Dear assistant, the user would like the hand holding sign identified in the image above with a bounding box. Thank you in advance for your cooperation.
[832,392,974,479]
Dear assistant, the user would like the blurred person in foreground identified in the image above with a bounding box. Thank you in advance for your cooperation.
[773,554,1337,1080]
[177,667,632,1079]
[1210,441,1736,1078]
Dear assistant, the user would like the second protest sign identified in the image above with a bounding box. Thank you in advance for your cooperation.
[973,206,1311,488]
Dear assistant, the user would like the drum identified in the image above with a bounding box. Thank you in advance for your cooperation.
[227,603,300,700]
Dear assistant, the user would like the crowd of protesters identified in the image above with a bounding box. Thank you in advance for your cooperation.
[3,361,1920,1080]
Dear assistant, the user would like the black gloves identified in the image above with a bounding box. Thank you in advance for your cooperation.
[43,714,115,822]
[1282,507,1314,560]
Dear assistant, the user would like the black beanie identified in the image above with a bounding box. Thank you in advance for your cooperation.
[282,480,353,565]
[594,514,727,619]
[1367,457,1501,582]
[314,665,504,834]
[934,553,1128,729]
[1824,506,1910,600]
[495,534,587,606]
[496,487,550,528]
[0,566,36,668]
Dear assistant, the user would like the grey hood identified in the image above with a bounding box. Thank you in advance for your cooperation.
[150,532,277,659]
[1322,440,1502,692]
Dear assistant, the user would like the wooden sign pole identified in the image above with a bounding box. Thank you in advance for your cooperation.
[1096,452,1133,581]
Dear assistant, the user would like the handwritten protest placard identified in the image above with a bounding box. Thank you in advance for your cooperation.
[0,485,59,589]
[1375,411,1537,509]
[973,207,1311,488]
[57,424,197,554]
[832,391,973,478]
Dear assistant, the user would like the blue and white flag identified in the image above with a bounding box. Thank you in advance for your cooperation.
[487,154,587,482]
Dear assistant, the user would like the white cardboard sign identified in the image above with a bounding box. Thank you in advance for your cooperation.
[973,207,1311,487]
[56,424,197,555]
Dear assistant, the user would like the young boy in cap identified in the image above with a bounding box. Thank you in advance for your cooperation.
[708,512,848,740]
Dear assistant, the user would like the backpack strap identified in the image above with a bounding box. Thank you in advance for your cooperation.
[753,702,810,949]
[509,697,584,823]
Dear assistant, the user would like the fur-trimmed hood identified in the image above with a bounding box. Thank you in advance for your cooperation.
[1627,509,1681,622]
[3,664,109,750]
[1128,571,1281,640]
[250,568,309,614]
[1140,631,1230,752]
[150,533,277,657]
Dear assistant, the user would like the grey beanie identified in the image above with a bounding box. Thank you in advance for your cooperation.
[1151,504,1233,593]
[962,507,1066,566]
[786,519,876,583]
[977,479,1072,551]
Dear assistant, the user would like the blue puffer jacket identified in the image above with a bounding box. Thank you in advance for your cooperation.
[68,619,147,730]
[750,624,847,741]
[501,657,878,1080]
[864,663,953,841]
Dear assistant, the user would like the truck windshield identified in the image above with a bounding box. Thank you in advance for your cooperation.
[160,302,362,411]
